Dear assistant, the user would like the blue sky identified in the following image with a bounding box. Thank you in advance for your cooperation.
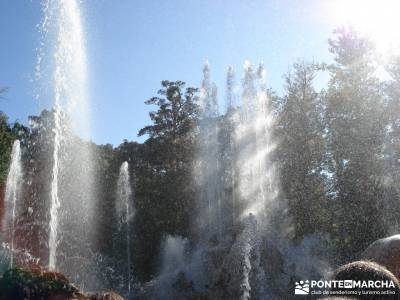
[0,0,337,145]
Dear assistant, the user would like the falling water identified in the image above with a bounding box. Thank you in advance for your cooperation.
[48,104,61,270]
[237,61,277,220]
[225,65,239,225]
[196,61,223,240]
[189,61,277,298]
[238,215,256,300]
[37,0,94,272]
[3,140,23,267]
[117,161,134,294]
[234,62,277,298]
[226,66,235,111]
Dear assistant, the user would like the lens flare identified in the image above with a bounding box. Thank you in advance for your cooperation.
[330,0,400,53]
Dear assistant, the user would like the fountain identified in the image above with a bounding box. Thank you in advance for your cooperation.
[48,103,61,270]
[196,61,223,240]
[117,161,134,295]
[25,0,283,295]
[236,61,277,221]
[153,61,278,299]
[2,140,23,268]
[229,61,276,298]
[2,1,322,296]
[36,0,95,275]
[224,65,239,226]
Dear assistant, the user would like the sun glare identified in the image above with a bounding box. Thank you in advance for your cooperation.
[331,0,400,53]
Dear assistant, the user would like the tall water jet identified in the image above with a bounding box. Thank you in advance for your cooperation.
[195,62,274,299]
[232,61,276,298]
[48,104,61,270]
[193,61,277,298]
[117,161,134,295]
[236,61,277,221]
[37,0,94,273]
[226,66,236,111]
[224,65,239,225]
[3,140,23,267]
[196,61,222,240]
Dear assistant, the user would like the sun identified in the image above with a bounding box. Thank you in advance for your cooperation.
[330,0,400,53]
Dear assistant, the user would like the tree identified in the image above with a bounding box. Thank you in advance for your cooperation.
[0,113,16,183]
[325,27,387,260]
[277,61,329,241]
[139,80,198,142]
[0,87,15,183]
[134,80,199,280]
[380,54,400,232]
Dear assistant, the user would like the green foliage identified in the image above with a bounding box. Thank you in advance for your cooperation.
[0,268,77,300]
[277,61,330,241]
[0,87,28,186]
[138,80,199,141]
[325,27,387,260]
[134,81,199,280]
[0,112,26,185]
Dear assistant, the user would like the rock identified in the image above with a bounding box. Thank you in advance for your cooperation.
[361,234,400,279]
[0,266,125,300]
[171,271,195,296]
[86,291,125,300]
[0,267,80,300]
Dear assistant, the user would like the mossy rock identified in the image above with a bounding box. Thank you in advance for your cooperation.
[0,267,80,300]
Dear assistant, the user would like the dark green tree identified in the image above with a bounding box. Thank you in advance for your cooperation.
[380,54,400,232]
[0,87,16,184]
[134,80,199,280]
[0,113,16,184]
[0,87,27,216]
[325,27,387,260]
[277,61,329,241]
